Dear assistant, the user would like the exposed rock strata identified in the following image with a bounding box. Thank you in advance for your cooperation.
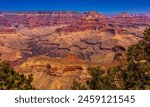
[0,11,149,89]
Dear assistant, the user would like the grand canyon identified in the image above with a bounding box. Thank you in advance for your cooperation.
[0,11,150,89]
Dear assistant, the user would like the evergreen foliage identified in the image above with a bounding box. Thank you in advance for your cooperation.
[72,28,150,90]
[0,61,35,90]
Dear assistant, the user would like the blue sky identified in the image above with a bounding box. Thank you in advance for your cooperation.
[0,0,149,14]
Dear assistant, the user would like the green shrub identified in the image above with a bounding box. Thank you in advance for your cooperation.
[0,61,35,90]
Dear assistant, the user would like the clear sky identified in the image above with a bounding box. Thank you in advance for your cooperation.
[0,0,150,14]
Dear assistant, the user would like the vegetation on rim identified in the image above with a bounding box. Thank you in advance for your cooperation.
[0,57,35,90]
[72,28,150,90]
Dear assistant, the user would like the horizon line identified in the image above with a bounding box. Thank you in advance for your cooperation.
[0,10,149,15]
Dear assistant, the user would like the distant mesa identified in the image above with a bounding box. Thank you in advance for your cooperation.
[116,12,130,17]
[82,11,105,19]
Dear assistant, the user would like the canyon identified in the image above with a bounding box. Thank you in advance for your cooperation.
[0,11,150,89]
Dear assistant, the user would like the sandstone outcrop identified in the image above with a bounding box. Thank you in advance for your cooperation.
[16,54,89,89]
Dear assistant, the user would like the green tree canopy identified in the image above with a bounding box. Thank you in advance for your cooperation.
[0,61,35,90]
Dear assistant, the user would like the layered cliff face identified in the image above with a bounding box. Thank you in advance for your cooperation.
[0,11,149,89]
[15,54,89,89]
[0,11,81,28]
[0,11,148,64]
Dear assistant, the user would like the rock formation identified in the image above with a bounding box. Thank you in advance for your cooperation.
[0,11,149,89]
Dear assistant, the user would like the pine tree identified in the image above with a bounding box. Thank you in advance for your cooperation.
[0,61,35,90]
